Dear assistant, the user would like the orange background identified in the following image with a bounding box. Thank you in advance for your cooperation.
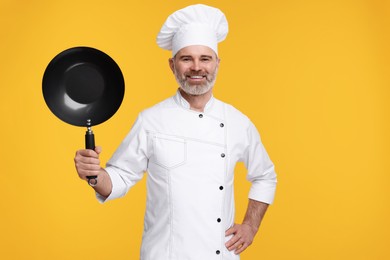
[0,0,389,259]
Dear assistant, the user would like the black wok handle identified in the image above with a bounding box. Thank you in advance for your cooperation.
[85,128,98,186]
[85,130,95,150]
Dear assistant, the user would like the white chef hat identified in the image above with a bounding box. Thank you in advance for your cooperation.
[156,4,229,57]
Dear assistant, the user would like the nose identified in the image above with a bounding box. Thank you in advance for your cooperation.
[190,59,201,71]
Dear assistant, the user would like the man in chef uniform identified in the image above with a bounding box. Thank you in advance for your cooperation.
[74,4,277,260]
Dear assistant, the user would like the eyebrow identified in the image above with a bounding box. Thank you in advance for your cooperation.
[177,55,214,59]
[200,55,213,59]
[177,55,192,59]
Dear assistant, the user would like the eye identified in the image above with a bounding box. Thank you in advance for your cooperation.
[180,56,192,62]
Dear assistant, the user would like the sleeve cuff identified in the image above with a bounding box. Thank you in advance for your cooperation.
[95,166,131,204]
[248,185,277,205]
[248,170,277,205]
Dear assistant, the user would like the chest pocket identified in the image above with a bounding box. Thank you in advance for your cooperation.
[151,134,187,169]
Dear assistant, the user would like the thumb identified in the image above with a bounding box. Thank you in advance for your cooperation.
[95,146,102,155]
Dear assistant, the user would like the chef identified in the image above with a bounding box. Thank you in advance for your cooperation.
[74,4,277,260]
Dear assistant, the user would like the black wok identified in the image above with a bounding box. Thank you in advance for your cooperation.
[42,46,125,186]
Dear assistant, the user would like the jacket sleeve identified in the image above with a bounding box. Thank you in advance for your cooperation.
[243,121,277,204]
[96,113,148,203]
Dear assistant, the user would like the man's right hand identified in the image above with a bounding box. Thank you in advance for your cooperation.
[74,146,102,181]
[74,146,112,198]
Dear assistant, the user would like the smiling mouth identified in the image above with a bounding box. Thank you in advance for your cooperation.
[187,75,206,79]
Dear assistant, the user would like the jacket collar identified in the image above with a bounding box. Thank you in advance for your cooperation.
[173,89,215,113]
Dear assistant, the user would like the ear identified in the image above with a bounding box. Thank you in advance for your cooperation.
[169,58,175,73]
[216,57,221,69]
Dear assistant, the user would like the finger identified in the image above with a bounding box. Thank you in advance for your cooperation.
[75,155,100,165]
[76,149,99,158]
[225,224,238,236]
[234,242,248,255]
[225,233,241,248]
[227,236,243,251]
[76,161,101,170]
[77,168,101,180]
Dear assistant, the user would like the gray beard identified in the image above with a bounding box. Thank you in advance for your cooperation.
[174,68,217,96]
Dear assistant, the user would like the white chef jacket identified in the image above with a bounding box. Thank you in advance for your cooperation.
[98,90,277,260]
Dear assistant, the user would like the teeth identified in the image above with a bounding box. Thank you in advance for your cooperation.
[190,76,204,79]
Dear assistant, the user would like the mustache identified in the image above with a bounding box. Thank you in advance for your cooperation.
[184,72,207,77]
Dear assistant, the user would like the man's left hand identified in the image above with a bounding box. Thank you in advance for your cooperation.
[225,223,258,254]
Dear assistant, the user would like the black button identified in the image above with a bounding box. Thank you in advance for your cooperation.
[220,123,224,127]
[217,218,221,222]
[216,250,220,255]
[199,114,203,118]
[219,186,224,190]
[221,153,225,158]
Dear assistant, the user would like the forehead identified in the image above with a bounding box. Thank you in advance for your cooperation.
[175,45,216,58]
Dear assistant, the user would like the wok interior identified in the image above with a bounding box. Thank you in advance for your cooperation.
[42,47,125,127]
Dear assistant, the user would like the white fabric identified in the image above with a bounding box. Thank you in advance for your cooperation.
[157,4,229,56]
[98,90,277,260]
